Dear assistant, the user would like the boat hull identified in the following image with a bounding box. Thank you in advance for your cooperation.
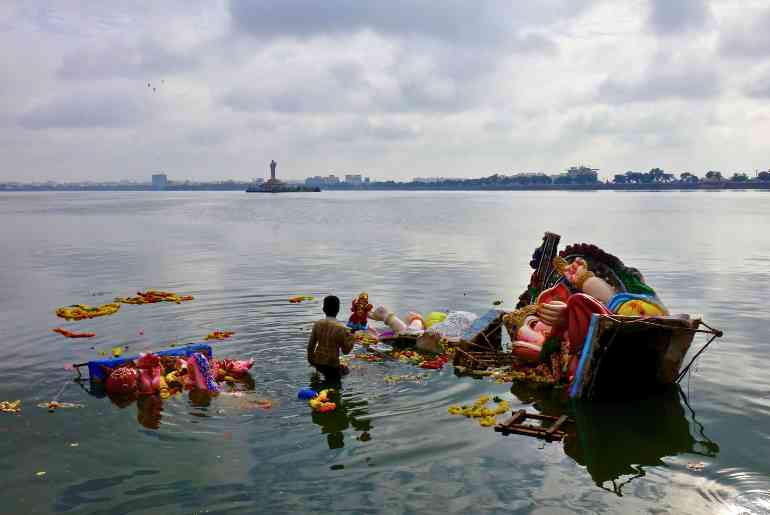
[569,315,699,401]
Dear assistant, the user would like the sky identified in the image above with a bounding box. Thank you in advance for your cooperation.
[1,1,769,182]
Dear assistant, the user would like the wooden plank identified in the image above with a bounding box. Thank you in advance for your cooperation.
[496,409,526,432]
[545,415,569,441]
[523,413,560,422]
[504,426,547,438]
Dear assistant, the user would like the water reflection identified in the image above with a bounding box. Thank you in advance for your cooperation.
[136,394,163,429]
[308,373,372,449]
[510,384,719,495]
[79,372,256,429]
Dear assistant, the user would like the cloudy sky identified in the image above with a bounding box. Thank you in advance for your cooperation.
[1,1,769,182]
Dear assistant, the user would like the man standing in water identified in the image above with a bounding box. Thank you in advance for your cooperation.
[307,296,355,378]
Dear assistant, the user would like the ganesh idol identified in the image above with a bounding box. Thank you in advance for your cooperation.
[504,238,668,384]
[348,292,373,331]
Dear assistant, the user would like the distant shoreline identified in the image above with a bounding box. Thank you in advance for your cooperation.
[2,181,769,192]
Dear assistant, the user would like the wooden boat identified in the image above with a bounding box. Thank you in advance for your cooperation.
[568,314,709,401]
[454,232,722,400]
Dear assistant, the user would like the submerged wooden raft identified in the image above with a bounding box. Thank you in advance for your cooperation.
[495,409,574,441]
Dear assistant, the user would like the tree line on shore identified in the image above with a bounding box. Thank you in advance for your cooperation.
[2,166,769,192]
[611,168,770,185]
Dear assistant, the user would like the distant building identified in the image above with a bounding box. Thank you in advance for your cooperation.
[345,174,363,185]
[413,177,452,183]
[305,174,341,187]
[152,173,168,190]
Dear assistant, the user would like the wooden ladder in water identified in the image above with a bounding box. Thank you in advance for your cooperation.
[494,409,573,442]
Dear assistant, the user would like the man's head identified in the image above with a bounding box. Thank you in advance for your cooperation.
[323,295,340,317]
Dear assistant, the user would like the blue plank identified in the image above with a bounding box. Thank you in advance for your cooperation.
[86,343,213,382]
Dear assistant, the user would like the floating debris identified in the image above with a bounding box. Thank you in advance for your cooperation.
[56,303,120,320]
[687,462,707,471]
[205,331,235,341]
[114,290,194,305]
[38,401,84,412]
[479,416,497,427]
[447,395,510,428]
[352,353,384,363]
[240,399,273,411]
[354,332,379,345]
[0,400,21,414]
[308,389,336,413]
[52,328,96,338]
[392,350,449,370]
[35,471,46,477]
[289,295,315,304]
[384,374,427,384]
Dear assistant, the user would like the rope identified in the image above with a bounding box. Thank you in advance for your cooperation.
[52,379,70,402]
[676,332,720,383]
[601,314,721,336]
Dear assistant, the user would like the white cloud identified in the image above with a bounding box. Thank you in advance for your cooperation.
[0,0,768,182]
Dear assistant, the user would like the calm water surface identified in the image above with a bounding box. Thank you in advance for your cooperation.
[1,191,769,514]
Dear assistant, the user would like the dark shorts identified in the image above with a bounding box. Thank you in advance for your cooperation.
[314,364,350,379]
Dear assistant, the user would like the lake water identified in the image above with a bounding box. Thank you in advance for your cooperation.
[1,190,769,514]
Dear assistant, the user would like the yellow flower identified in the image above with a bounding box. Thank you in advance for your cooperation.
[448,406,463,415]
[479,416,497,427]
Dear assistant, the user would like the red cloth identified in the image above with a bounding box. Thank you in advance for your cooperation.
[565,293,611,354]
[536,282,571,305]
[136,354,161,394]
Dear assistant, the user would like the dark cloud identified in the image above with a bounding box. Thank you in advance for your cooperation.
[222,49,475,115]
[325,118,418,143]
[719,8,770,58]
[57,40,197,80]
[17,93,147,129]
[597,61,721,103]
[647,0,712,35]
[223,87,353,114]
[229,0,588,46]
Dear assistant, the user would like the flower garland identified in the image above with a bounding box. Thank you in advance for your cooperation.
[447,395,511,428]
